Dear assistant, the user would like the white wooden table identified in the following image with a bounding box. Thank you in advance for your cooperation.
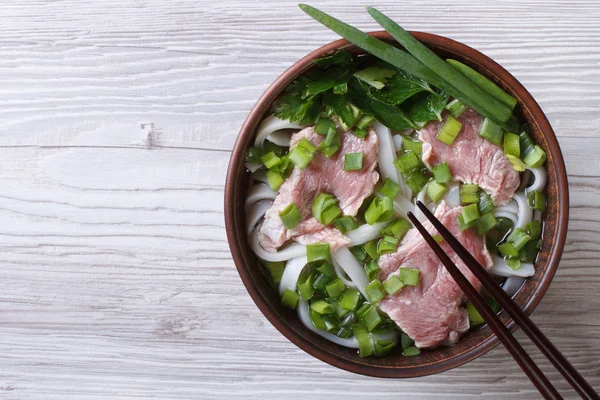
[0,0,598,398]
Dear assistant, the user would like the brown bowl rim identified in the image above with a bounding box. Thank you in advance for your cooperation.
[224,31,569,378]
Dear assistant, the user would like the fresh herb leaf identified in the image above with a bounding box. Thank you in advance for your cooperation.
[304,66,352,97]
[353,66,397,89]
[372,69,434,105]
[322,92,355,130]
[314,50,353,67]
[348,78,415,130]
[275,93,321,125]
[406,90,450,128]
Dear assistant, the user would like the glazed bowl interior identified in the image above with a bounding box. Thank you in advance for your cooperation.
[225,31,568,378]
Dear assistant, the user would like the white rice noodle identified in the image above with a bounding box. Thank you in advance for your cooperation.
[392,134,403,152]
[332,257,358,289]
[526,166,547,194]
[246,200,273,234]
[347,221,388,246]
[245,161,262,173]
[266,130,293,147]
[332,247,370,298]
[490,255,535,277]
[495,199,519,215]
[245,184,276,210]
[254,114,302,148]
[502,276,526,297]
[513,192,533,230]
[443,183,461,209]
[249,228,305,262]
[278,256,309,295]
[252,169,268,184]
[413,186,429,222]
[533,210,543,222]
[297,300,360,348]
[372,121,412,199]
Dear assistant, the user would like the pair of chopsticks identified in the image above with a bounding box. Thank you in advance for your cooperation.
[407,201,599,400]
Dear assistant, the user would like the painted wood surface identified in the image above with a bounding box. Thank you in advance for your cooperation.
[0,0,598,398]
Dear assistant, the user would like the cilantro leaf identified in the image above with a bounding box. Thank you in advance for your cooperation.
[274,92,321,125]
[353,66,397,90]
[406,90,450,128]
[304,66,352,97]
[322,92,355,130]
[314,50,353,68]
[372,69,434,105]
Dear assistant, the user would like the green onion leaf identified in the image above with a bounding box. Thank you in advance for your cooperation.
[341,288,361,311]
[527,191,546,211]
[503,132,521,157]
[266,170,284,191]
[310,299,335,314]
[507,228,532,251]
[325,278,347,298]
[525,220,542,240]
[458,214,474,232]
[402,136,423,155]
[426,181,448,203]
[478,191,495,215]
[432,162,452,183]
[399,267,419,286]
[365,279,385,303]
[383,275,405,295]
[333,215,358,234]
[306,242,331,262]
[474,211,498,235]
[312,192,342,225]
[401,333,413,349]
[381,218,412,240]
[260,151,281,169]
[523,145,546,168]
[402,346,420,356]
[380,178,401,198]
[437,115,462,145]
[461,203,480,225]
[467,303,485,326]
[356,114,375,130]
[365,196,394,225]
[498,242,519,258]
[315,117,336,135]
[374,339,396,357]
[288,138,317,169]
[315,261,335,277]
[319,126,341,158]
[298,272,316,300]
[360,305,383,331]
[349,245,369,263]
[352,325,374,357]
[344,152,364,171]
[405,170,429,193]
[445,98,467,117]
[246,146,264,164]
[281,288,299,310]
[279,203,302,229]
[506,154,527,172]
[264,261,285,286]
[363,240,379,261]
[394,151,421,174]
[506,258,522,270]
[478,117,504,146]
[460,184,480,204]
[377,235,399,255]
[364,259,380,281]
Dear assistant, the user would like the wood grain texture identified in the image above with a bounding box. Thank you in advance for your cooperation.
[0,0,598,398]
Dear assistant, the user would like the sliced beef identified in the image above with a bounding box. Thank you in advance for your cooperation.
[258,126,379,252]
[378,201,493,348]
[419,109,519,205]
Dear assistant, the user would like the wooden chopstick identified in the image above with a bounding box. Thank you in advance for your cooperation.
[409,201,600,400]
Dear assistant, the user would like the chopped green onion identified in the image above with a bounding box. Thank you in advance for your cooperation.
[313,273,333,291]
[445,98,467,117]
[519,129,535,158]
[310,299,335,314]
[523,145,547,168]
[288,138,317,169]
[266,170,284,191]
[506,258,521,270]
[461,203,480,225]
[333,215,358,234]
[333,302,350,320]
[298,272,316,300]
[353,127,367,139]
[503,132,521,157]
[527,190,546,211]
[432,235,443,243]
[319,126,341,158]
[394,151,421,173]
[325,278,347,298]
[498,242,519,258]
[507,228,532,251]
[261,151,281,169]
[526,220,542,240]
[474,212,498,235]
[506,154,527,172]
[460,184,480,204]
[309,308,326,330]
[437,115,462,145]
[402,346,420,356]
[377,235,399,255]
[478,117,504,146]
[365,280,385,303]
[246,146,264,164]
[401,333,413,349]
[312,192,342,225]
[399,267,419,286]
[432,162,452,183]
[264,261,285,285]
[279,203,302,229]
[306,242,331,262]
[478,191,494,215]
[315,118,336,135]
[360,305,383,331]
[467,303,485,326]
[321,315,340,332]
[344,152,364,171]
[519,240,539,263]
[458,214,474,231]
[402,137,423,155]
[383,275,405,295]
[352,326,374,357]
[426,181,448,203]
[337,326,352,338]
[350,245,369,263]
[363,240,379,261]
[341,288,361,310]
[315,261,335,277]
[380,178,400,198]
[364,196,393,225]
[364,260,380,281]
[381,218,412,240]
[356,114,375,130]
[374,339,396,356]
[281,288,299,310]
[405,170,429,193]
